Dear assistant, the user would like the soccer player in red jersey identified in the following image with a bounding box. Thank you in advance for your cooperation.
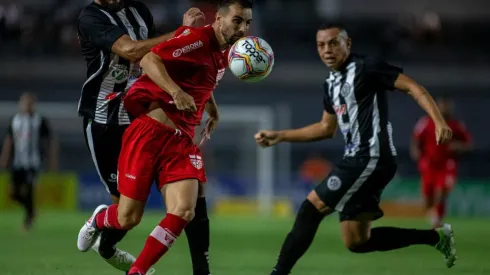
[77,1,253,274]
[411,95,472,227]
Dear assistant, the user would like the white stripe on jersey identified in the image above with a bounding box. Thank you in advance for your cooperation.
[78,51,105,114]
[95,54,118,124]
[387,122,397,155]
[369,93,381,156]
[342,62,360,157]
[11,114,42,170]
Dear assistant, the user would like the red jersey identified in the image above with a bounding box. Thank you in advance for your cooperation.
[413,116,471,167]
[125,25,228,138]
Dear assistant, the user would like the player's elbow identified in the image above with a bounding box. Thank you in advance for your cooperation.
[319,122,336,139]
[119,42,143,63]
[140,52,161,72]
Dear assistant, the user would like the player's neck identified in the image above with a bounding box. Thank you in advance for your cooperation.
[331,52,351,72]
[212,22,229,50]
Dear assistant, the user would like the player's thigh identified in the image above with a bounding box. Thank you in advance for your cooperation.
[157,135,207,197]
[83,119,124,196]
[9,169,24,197]
[420,172,435,203]
[434,171,456,202]
[161,179,199,221]
[117,118,161,203]
[314,158,393,221]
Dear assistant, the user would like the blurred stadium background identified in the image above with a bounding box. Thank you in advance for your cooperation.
[0,0,489,274]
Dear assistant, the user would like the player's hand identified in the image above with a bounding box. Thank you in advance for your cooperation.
[199,116,219,146]
[254,130,281,147]
[172,90,197,112]
[435,122,452,145]
[183,7,205,27]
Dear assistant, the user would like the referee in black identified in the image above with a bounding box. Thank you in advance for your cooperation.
[0,92,58,231]
[76,1,209,274]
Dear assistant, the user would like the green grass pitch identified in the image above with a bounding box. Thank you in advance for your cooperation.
[0,211,488,275]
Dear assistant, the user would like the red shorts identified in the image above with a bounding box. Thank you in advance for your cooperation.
[117,115,206,201]
[420,166,456,199]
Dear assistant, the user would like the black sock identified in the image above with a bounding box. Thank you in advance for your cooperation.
[350,227,440,253]
[185,197,211,275]
[98,229,129,259]
[271,200,325,275]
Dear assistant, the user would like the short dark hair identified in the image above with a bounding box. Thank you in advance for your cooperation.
[318,23,347,32]
[218,0,253,10]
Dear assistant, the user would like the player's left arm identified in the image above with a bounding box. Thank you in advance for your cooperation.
[370,58,452,144]
[41,117,59,171]
[205,93,219,119]
[394,74,445,125]
[199,93,219,145]
[392,74,452,144]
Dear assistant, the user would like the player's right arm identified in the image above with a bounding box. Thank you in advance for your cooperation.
[77,7,204,62]
[139,27,210,112]
[255,84,338,146]
[255,111,338,147]
[0,121,13,169]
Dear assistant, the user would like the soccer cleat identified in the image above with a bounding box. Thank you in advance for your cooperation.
[77,204,108,252]
[92,236,137,272]
[128,268,155,275]
[435,223,457,268]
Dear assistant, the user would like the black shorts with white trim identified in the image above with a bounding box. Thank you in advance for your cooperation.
[314,156,397,221]
[82,117,128,197]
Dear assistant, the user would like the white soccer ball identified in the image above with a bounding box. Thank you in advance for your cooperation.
[228,36,274,83]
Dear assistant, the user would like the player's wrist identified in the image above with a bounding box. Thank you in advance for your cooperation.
[276,130,287,142]
[168,88,183,98]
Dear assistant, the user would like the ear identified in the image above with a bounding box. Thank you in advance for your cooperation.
[215,11,221,23]
[346,38,352,50]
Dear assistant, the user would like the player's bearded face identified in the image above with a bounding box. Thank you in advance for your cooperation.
[219,5,252,45]
[100,0,126,12]
[316,28,351,70]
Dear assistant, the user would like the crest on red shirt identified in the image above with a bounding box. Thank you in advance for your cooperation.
[189,155,203,170]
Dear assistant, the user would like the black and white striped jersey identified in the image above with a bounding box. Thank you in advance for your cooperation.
[323,54,401,158]
[77,1,156,125]
[7,113,51,170]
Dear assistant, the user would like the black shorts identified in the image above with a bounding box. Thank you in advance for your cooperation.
[82,117,128,197]
[314,157,397,222]
[11,168,38,186]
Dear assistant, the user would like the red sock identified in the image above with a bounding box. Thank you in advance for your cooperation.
[95,204,124,230]
[129,213,188,274]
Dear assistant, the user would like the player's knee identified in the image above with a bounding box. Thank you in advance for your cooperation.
[306,190,330,213]
[344,234,370,253]
[117,209,142,229]
[169,205,195,222]
[342,227,371,253]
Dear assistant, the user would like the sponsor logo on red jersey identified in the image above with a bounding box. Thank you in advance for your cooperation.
[173,40,204,58]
